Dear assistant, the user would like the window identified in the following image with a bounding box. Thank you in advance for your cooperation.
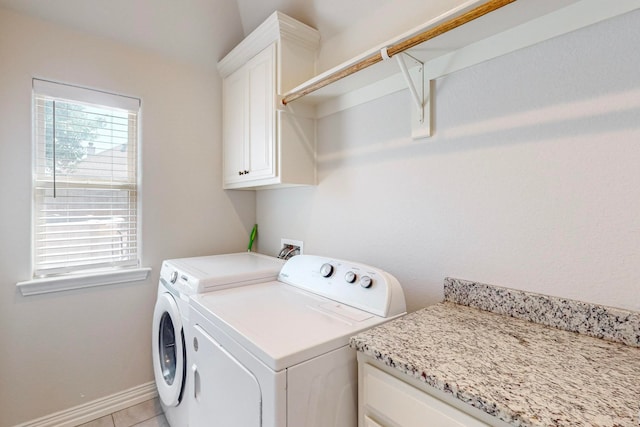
[31,79,141,279]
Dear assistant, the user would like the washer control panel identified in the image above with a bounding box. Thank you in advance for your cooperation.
[159,261,193,300]
[278,255,406,318]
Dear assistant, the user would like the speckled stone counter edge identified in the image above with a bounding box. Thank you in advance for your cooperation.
[444,277,640,347]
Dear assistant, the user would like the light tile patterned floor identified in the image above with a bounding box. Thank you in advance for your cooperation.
[78,398,168,427]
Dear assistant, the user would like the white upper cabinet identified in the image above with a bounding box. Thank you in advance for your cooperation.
[218,12,320,190]
[222,45,275,185]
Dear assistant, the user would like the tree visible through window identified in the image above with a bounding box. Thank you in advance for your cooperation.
[43,101,101,173]
[32,79,140,277]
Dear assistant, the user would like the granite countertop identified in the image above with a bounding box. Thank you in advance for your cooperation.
[350,278,640,426]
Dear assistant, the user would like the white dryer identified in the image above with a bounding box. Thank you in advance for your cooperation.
[152,252,284,427]
[188,254,406,427]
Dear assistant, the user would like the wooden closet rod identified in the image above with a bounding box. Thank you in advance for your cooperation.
[281,0,516,105]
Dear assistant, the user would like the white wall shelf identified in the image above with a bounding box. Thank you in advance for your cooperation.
[283,0,640,124]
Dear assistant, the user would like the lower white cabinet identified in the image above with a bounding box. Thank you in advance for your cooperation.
[359,359,490,427]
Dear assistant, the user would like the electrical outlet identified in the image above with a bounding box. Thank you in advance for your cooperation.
[279,238,303,259]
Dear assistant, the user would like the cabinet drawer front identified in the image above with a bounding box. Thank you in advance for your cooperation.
[362,364,488,427]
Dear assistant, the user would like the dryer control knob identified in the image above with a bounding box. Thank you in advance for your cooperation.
[359,276,373,288]
[320,263,334,278]
[345,271,357,283]
[170,271,178,284]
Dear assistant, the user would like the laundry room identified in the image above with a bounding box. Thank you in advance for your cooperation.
[1,1,639,426]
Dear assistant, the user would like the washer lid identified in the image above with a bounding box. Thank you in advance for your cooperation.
[162,252,284,295]
[190,282,398,372]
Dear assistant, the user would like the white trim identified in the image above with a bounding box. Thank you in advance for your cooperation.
[315,73,406,118]
[16,267,151,296]
[14,382,158,427]
[33,78,140,111]
[217,11,320,77]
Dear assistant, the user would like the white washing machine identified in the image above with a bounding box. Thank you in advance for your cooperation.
[188,254,407,427]
[152,252,285,427]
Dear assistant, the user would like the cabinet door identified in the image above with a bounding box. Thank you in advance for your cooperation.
[361,363,489,427]
[246,44,276,181]
[222,66,247,185]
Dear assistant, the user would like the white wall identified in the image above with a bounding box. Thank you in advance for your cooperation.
[0,8,254,426]
[257,10,640,313]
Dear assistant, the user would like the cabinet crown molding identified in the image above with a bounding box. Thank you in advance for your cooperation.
[218,11,320,78]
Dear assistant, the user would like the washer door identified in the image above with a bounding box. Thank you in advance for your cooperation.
[152,292,185,407]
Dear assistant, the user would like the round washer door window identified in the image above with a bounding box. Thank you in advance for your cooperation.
[152,292,185,407]
[159,312,177,385]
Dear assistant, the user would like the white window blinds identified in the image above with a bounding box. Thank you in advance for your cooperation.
[32,79,141,277]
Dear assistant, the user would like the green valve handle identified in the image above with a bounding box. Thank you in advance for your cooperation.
[248,224,257,252]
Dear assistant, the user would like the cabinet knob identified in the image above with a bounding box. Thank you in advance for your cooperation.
[238,171,243,175]
[244,170,249,174]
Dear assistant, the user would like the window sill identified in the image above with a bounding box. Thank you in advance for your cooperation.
[16,267,152,296]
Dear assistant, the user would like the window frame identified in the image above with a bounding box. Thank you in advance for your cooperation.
[17,79,149,295]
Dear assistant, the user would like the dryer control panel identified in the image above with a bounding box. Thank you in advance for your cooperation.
[278,255,406,318]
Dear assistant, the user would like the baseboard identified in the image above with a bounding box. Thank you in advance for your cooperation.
[15,382,158,427]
